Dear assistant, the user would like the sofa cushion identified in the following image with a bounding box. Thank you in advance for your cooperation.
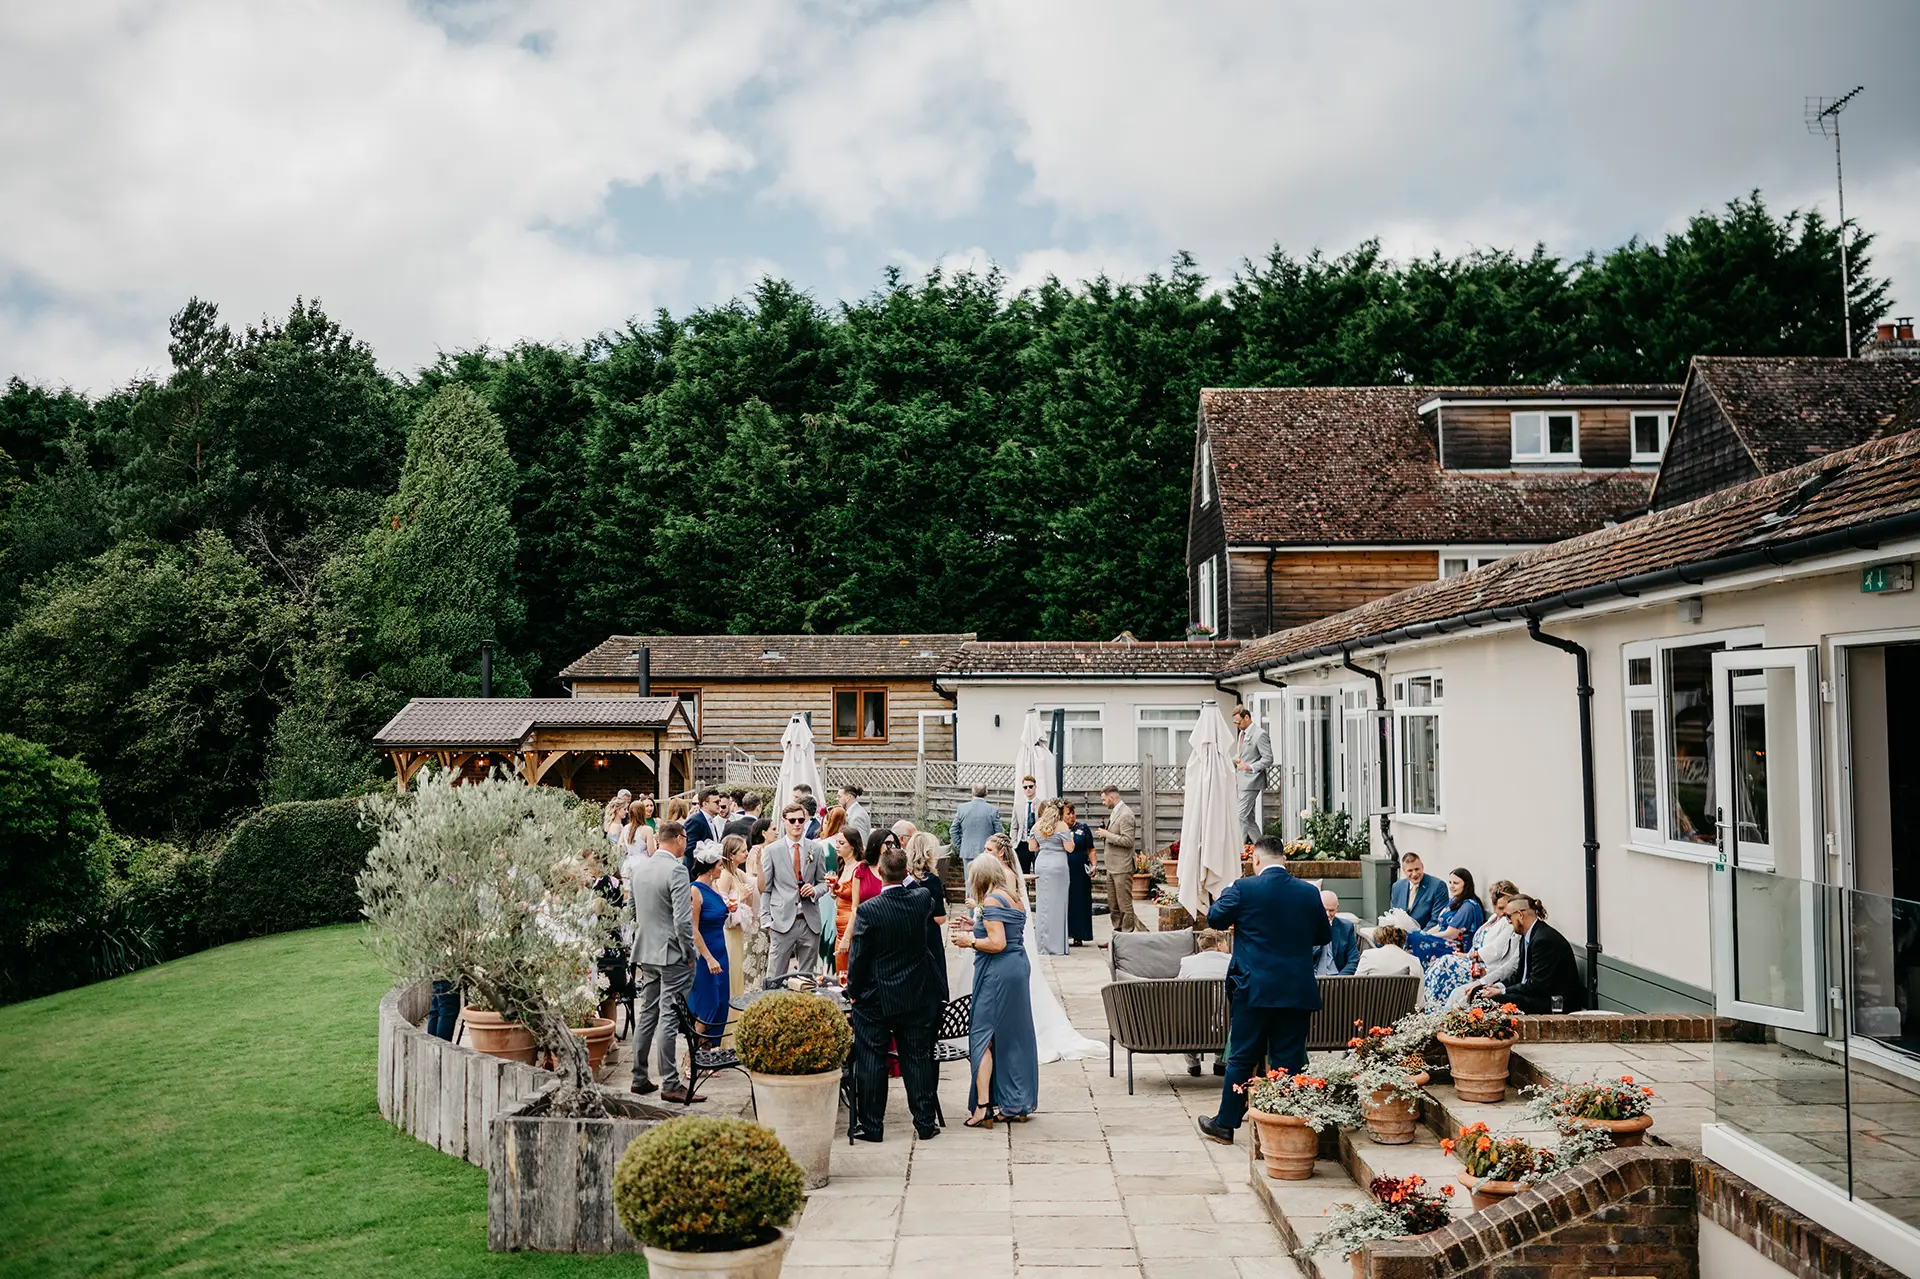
[1111,928,1195,980]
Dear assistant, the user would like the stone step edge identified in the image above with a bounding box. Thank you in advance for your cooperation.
[1244,1155,1364,1279]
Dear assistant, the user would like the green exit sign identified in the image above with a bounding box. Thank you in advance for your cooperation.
[1863,563,1914,594]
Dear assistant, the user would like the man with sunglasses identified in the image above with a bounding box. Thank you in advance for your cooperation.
[762,802,828,978]
[1012,775,1040,873]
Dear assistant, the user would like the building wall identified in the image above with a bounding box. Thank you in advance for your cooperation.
[572,677,955,763]
[1188,422,1229,635]
[1653,388,1758,509]
[1436,403,1650,470]
[1228,548,1440,636]
[950,680,1232,765]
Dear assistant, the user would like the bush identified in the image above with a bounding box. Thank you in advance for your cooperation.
[206,798,376,940]
[0,733,107,952]
[612,1115,803,1252]
[110,836,219,958]
[734,991,852,1075]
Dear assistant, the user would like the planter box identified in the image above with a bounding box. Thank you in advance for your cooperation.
[488,1089,677,1252]
[379,982,553,1166]
[1290,859,1363,878]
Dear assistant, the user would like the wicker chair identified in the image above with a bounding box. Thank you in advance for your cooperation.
[1306,975,1422,1049]
[1101,978,1230,1094]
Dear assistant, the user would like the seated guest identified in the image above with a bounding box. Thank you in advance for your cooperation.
[1406,868,1485,965]
[1179,929,1232,1076]
[1390,853,1447,930]
[1355,924,1423,978]
[1310,890,1361,976]
[1468,895,1584,1014]
[1424,879,1520,1008]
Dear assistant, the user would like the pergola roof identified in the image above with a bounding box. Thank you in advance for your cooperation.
[372,697,692,748]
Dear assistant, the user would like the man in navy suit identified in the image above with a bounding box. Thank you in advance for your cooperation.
[1389,852,1447,930]
[1197,836,1330,1145]
[1311,890,1361,976]
[682,789,722,873]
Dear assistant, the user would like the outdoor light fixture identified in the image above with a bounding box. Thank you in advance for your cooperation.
[594,756,609,768]
[1676,597,1703,624]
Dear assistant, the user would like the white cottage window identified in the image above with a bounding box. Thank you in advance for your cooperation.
[1393,673,1442,817]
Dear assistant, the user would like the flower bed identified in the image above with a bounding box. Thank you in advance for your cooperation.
[1299,1173,1453,1259]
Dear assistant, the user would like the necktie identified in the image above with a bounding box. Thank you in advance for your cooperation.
[792,838,803,886]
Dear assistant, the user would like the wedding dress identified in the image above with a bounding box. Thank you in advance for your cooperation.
[1007,870,1103,1063]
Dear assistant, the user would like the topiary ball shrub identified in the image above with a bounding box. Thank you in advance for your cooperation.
[613,1114,803,1253]
[207,797,377,941]
[734,991,852,1076]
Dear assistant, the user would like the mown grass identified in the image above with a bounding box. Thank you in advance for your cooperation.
[0,925,641,1278]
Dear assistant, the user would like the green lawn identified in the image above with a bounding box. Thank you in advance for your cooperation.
[0,926,642,1278]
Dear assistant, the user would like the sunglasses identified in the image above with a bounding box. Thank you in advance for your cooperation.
[785,816,807,824]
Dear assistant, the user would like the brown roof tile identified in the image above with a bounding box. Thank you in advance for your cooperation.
[1225,425,1920,673]
[1200,386,1668,544]
[374,697,687,746]
[941,639,1242,678]
[561,634,975,682]
[1691,357,1920,474]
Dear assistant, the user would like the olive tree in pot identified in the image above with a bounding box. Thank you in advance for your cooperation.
[359,771,616,1117]
[613,1114,804,1278]
[734,991,852,1189]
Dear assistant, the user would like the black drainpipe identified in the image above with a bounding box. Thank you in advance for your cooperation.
[1339,648,1399,862]
[1212,678,1243,705]
[1526,617,1602,1011]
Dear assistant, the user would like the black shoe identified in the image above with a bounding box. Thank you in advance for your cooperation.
[915,1125,941,1140]
[1196,1116,1236,1145]
[630,1080,658,1096]
[1212,1061,1227,1076]
[853,1129,885,1144]
[1070,940,1084,948]
[1187,1061,1202,1076]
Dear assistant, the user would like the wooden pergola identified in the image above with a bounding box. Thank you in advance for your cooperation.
[372,697,700,802]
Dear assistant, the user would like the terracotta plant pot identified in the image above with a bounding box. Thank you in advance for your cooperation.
[1161,859,1180,887]
[1248,1111,1319,1181]
[748,1069,843,1189]
[1456,1170,1524,1211]
[1569,1113,1653,1147]
[463,1007,537,1063]
[1435,1032,1513,1103]
[642,1228,794,1279]
[1130,874,1153,900]
[1362,1070,1429,1145]
[572,1016,616,1073]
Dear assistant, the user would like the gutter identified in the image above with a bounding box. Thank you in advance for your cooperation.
[1526,618,1602,1010]
[1223,507,1920,678]
[1339,648,1399,862]
[1213,679,1243,705]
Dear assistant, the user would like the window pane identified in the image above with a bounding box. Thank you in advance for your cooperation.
[1441,557,1469,578]
[1548,414,1575,455]
[1067,726,1103,766]
[1137,727,1162,762]
[863,691,885,739]
[1140,707,1200,724]
[1630,708,1658,831]
[1633,414,1661,456]
[1513,413,1543,455]
[1406,677,1433,708]
[1628,657,1652,686]
[1664,645,1721,844]
[835,692,857,740]
[1402,713,1439,814]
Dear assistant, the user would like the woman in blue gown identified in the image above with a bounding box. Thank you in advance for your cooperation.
[952,852,1038,1126]
[687,843,732,1038]
[1405,868,1485,969]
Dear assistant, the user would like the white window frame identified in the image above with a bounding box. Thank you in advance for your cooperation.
[1196,556,1218,635]
[1198,437,1213,508]
[1620,627,1764,863]
[1440,553,1505,579]
[1391,670,1444,819]
[1035,705,1105,767]
[1136,704,1202,769]
[1510,410,1580,463]
[1630,410,1674,464]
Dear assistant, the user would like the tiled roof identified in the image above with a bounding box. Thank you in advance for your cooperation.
[374,697,686,747]
[941,640,1242,678]
[561,634,976,682]
[1224,426,1920,674]
[1200,387,1665,544]
[1691,357,1920,475]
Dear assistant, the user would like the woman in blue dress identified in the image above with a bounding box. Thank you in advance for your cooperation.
[687,842,732,1038]
[1405,868,1484,969]
[1417,875,1517,1007]
[951,851,1038,1126]
[1030,802,1071,956]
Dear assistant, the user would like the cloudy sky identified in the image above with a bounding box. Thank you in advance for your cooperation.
[4,1,1917,392]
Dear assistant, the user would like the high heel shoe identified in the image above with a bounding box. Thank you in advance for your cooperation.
[964,1109,995,1129]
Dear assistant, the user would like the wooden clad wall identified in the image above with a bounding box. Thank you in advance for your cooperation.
[1436,404,1646,470]
[1228,549,1438,635]
[1652,394,1759,510]
[575,678,954,765]
[1187,427,1229,635]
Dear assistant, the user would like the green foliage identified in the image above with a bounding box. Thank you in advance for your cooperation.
[0,531,303,836]
[734,990,853,1075]
[1296,807,1370,859]
[207,798,376,941]
[0,733,107,956]
[612,1114,804,1253]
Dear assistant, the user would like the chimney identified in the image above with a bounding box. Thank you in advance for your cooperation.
[1861,317,1920,362]
[480,641,494,698]
[635,646,651,698]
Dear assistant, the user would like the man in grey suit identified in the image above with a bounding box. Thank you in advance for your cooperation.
[949,783,1002,863]
[1096,783,1141,935]
[762,803,828,978]
[1231,704,1272,844]
[630,820,700,1102]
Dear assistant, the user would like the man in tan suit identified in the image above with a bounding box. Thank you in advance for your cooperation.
[1097,784,1142,936]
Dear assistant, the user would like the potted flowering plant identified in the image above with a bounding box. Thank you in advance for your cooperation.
[1443,1122,1553,1209]
[1242,1067,1363,1180]
[1524,1074,1657,1146]
[1131,851,1154,900]
[735,992,853,1189]
[1434,998,1523,1102]
[1337,1019,1431,1145]
[613,1114,804,1278]
[1299,1173,1454,1263]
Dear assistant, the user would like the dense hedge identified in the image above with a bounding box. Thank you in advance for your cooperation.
[206,798,376,940]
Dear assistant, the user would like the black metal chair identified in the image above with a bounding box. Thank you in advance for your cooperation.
[930,995,971,1127]
[670,994,744,1106]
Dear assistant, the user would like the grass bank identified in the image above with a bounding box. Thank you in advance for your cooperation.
[0,925,638,1278]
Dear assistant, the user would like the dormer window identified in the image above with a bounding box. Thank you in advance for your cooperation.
[1631,411,1673,463]
[1511,411,1579,463]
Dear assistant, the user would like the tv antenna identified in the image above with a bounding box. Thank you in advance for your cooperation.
[1806,86,1864,356]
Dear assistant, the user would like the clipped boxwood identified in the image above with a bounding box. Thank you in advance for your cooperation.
[734,991,852,1076]
[207,797,376,940]
[613,1115,803,1252]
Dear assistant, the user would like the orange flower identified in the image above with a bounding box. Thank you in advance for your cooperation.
[1620,1075,1634,1085]
[1468,1008,1485,1021]
[1641,1087,1655,1096]
[1476,1137,1492,1152]
[1408,1175,1424,1186]
[1440,1183,1455,1197]
[1440,1139,1455,1155]
[1354,1018,1364,1027]
[1500,1002,1519,1013]
[1348,1037,1363,1048]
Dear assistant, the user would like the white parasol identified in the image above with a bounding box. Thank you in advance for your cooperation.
[775,714,825,819]
[1011,710,1057,848]
[1177,701,1240,920]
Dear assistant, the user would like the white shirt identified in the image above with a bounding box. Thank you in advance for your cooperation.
[1177,950,1231,980]
[1356,943,1424,979]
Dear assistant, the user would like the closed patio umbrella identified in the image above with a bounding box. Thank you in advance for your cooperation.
[1177,700,1240,920]
[775,714,825,818]
[1011,711,1056,848]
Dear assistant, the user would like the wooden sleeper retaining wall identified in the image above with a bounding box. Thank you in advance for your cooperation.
[377,981,555,1168]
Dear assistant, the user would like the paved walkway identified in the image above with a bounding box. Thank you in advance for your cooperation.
[783,914,1304,1279]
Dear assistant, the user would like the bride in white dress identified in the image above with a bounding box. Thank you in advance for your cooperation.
[985,834,1103,1062]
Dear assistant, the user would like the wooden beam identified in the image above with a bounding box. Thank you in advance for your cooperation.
[533,750,573,785]
[518,750,541,784]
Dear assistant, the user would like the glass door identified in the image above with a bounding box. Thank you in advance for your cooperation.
[1288,692,1336,838]
[1340,687,1378,817]
[1710,647,1826,1033]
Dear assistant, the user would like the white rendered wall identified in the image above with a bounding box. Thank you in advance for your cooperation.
[950,680,1228,765]
[1697,1215,1800,1279]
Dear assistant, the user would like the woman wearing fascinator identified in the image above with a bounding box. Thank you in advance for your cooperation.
[687,840,733,1038]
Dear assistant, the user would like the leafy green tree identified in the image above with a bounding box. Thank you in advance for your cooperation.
[0,378,93,479]
[0,733,107,956]
[0,532,302,835]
